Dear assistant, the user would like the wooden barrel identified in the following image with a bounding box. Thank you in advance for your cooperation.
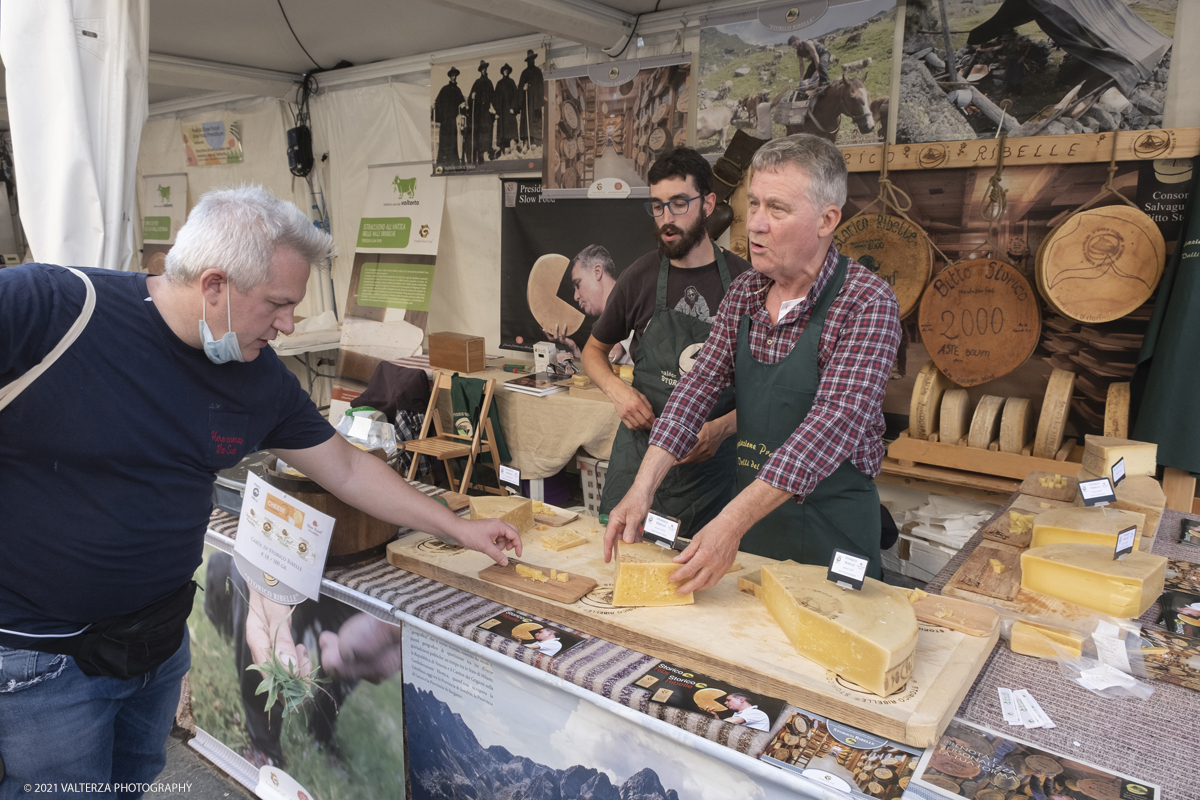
[262,457,399,563]
[562,164,579,188]
[917,259,1041,387]
[676,90,689,113]
[673,129,687,148]
[653,103,670,124]
[649,127,667,152]
[561,101,580,132]
[564,137,578,159]
[1039,205,1165,323]
[833,213,932,318]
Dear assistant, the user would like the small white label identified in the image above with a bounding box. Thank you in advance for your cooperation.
[1115,526,1137,558]
[1093,621,1133,673]
[499,465,521,486]
[348,414,373,440]
[1011,690,1041,728]
[1016,689,1056,729]
[831,551,868,582]
[1078,663,1138,691]
[1111,456,1126,487]
[998,687,1021,725]
[1078,477,1116,506]
[643,511,680,544]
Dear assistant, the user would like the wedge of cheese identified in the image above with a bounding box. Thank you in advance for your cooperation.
[540,529,587,552]
[1029,506,1145,550]
[469,495,535,533]
[1075,468,1166,541]
[1081,435,1157,478]
[761,561,917,697]
[1010,621,1084,660]
[611,541,693,607]
[1020,544,1167,618]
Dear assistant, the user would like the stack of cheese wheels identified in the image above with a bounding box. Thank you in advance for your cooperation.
[1033,368,1075,458]
[1039,205,1166,323]
[527,254,585,336]
[832,214,933,318]
[910,360,957,440]
[917,259,1041,387]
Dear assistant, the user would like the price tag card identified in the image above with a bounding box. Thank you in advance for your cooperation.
[641,511,681,549]
[1180,518,1200,547]
[828,549,869,590]
[1114,526,1137,559]
[1111,456,1126,488]
[235,473,335,602]
[1078,477,1116,507]
[499,465,521,489]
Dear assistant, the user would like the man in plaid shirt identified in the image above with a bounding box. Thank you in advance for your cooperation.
[604,134,901,592]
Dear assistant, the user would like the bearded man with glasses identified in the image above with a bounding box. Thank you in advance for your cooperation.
[583,147,751,536]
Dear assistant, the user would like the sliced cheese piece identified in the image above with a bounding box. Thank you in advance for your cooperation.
[761,561,917,697]
[1104,382,1130,438]
[1020,543,1167,618]
[999,397,1035,454]
[540,529,587,552]
[611,541,694,607]
[967,395,1005,449]
[1033,368,1075,458]
[1030,506,1145,550]
[939,388,971,445]
[910,360,956,440]
[1010,621,1084,660]
[557,572,569,582]
[1075,469,1166,540]
[1081,434,1157,478]
[469,495,535,534]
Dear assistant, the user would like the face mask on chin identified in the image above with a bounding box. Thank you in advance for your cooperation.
[199,282,245,364]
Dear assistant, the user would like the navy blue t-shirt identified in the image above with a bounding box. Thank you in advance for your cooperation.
[0,264,334,641]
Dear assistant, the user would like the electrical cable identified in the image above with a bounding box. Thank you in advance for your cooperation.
[608,0,661,59]
[275,0,322,70]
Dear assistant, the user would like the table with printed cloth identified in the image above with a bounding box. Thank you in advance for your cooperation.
[202,483,1200,799]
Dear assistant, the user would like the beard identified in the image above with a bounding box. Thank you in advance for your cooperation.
[655,208,708,261]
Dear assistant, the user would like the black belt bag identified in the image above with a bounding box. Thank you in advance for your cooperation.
[35,581,198,680]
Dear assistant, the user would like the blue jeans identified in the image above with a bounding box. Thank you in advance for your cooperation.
[0,637,190,799]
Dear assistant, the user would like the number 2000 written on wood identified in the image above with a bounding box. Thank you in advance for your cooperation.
[918,259,1041,387]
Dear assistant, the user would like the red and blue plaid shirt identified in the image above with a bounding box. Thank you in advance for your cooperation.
[648,244,901,501]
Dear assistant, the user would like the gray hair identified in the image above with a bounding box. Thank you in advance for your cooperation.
[751,134,847,213]
[164,185,335,291]
[570,243,618,279]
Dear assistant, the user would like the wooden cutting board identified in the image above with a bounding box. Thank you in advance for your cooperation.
[479,557,596,602]
[386,517,997,747]
[980,494,1072,547]
[1019,472,1079,503]
[948,544,1022,601]
[437,491,471,512]
[535,505,579,527]
[918,259,1041,387]
[832,213,932,319]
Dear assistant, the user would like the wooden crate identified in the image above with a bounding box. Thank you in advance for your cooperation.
[887,429,1082,481]
[428,331,485,374]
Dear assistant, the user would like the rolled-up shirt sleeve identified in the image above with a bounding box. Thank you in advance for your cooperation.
[756,281,900,500]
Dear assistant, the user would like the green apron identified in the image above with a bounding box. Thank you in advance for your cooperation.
[735,254,882,579]
[600,244,737,534]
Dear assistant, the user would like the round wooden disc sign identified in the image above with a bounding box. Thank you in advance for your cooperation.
[833,214,932,318]
[918,259,1041,387]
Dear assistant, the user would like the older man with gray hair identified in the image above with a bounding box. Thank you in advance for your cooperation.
[605,134,900,590]
[0,185,521,794]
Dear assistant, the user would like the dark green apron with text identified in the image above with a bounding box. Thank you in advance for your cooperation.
[735,255,882,579]
[600,244,737,534]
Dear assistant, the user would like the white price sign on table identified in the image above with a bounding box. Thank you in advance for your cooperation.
[234,472,335,602]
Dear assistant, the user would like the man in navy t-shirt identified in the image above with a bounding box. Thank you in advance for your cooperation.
[0,186,522,793]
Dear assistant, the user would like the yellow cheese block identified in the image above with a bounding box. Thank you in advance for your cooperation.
[761,561,917,697]
[1010,621,1084,660]
[611,541,694,607]
[1029,506,1145,550]
[540,529,588,552]
[1020,543,1167,618]
[1081,435,1157,478]
[469,495,535,534]
[1075,469,1166,540]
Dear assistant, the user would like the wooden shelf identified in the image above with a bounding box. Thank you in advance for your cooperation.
[887,428,1081,481]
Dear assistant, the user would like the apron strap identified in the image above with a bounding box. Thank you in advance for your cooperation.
[713,241,732,292]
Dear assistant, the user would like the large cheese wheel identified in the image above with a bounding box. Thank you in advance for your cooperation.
[999,397,1035,454]
[917,259,1041,387]
[1033,368,1075,458]
[1105,382,1131,438]
[1040,206,1166,323]
[910,360,956,440]
[692,687,726,712]
[832,214,933,318]
[967,395,1005,449]
[526,254,585,336]
[939,388,971,445]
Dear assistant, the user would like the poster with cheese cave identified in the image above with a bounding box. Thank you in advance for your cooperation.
[403,626,801,800]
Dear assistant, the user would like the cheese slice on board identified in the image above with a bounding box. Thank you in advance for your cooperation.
[1009,621,1084,660]
[939,389,971,445]
[1081,434,1157,478]
[540,529,588,551]
[761,561,917,697]
[1020,543,1167,618]
[967,395,1005,449]
[1029,506,1145,549]
[1075,469,1166,540]
[469,495,536,534]
[611,541,694,607]
[910,360,956,440]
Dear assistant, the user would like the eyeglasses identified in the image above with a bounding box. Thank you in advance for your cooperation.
[644,195,702,217]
